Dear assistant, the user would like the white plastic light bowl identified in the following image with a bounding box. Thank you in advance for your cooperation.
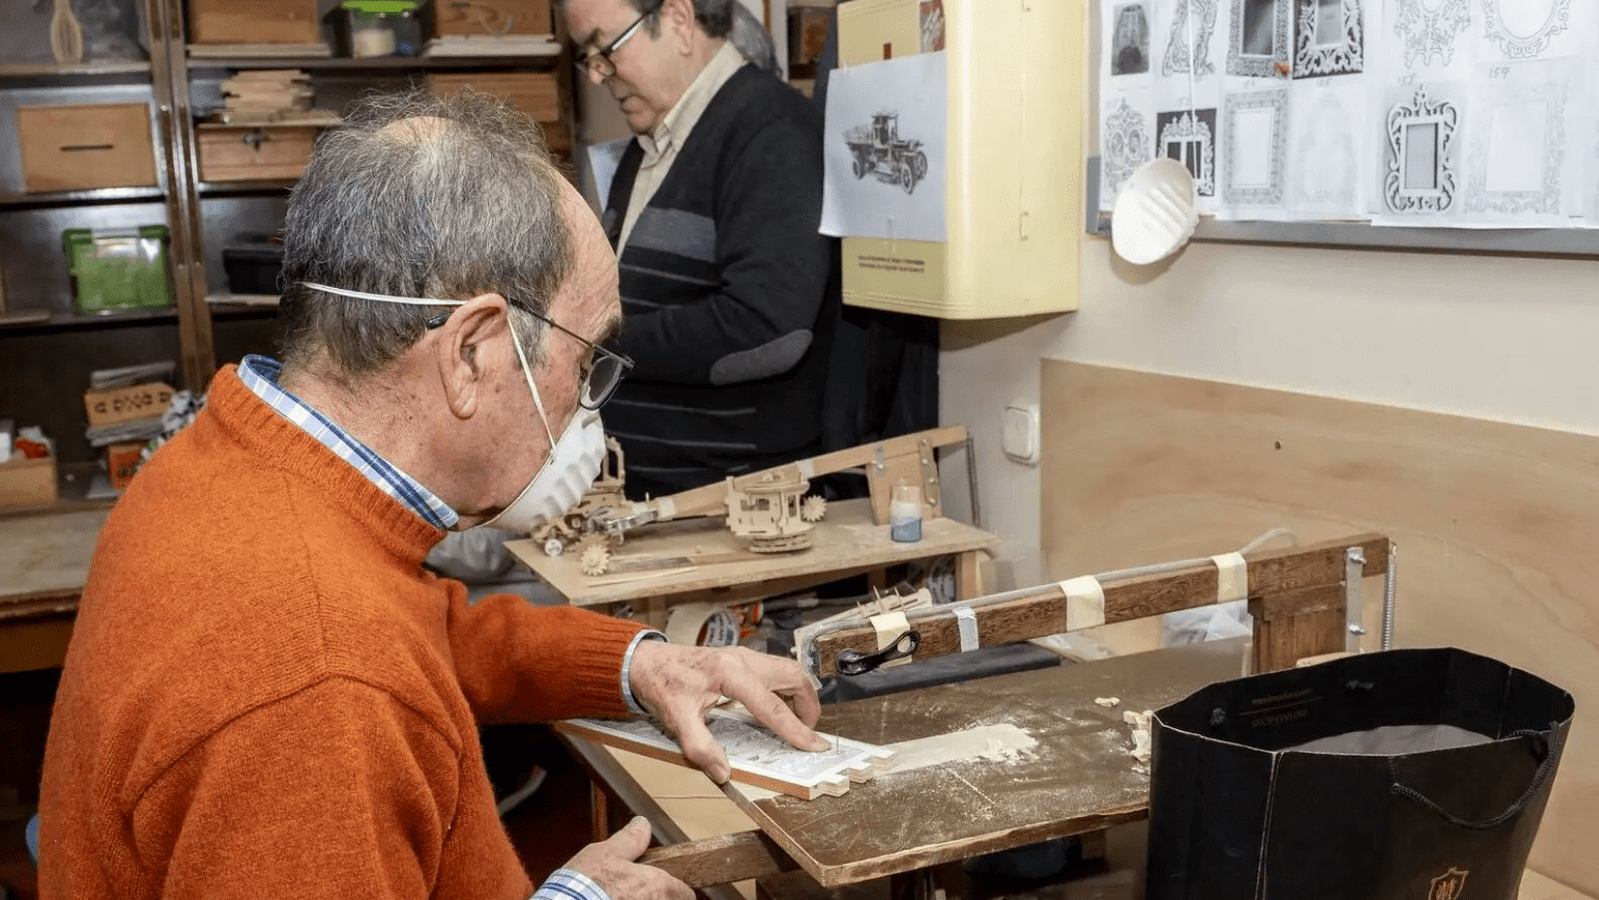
[1110,157,1200,265]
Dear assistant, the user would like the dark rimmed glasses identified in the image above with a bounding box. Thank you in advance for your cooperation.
[426,306,633,411]
[573,1,661,78]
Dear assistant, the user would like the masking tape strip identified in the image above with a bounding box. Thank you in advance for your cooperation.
[1210,552,1248,603]
[1059,576,1106,630]
[953,606,979,652]
[656,497,676,519]
[869,610,912,668]
[797,459,815,479]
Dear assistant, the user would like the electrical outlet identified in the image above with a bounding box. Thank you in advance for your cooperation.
[1001,402,1040,466]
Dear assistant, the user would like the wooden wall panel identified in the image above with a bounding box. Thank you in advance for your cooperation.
[1040,360,1599,894]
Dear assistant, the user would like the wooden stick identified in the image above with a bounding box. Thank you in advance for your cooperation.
[639,831,798,887]
[807,533,1390,678]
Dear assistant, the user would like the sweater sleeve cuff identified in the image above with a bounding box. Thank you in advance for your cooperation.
[621,630,668,716]
[534,868,611,900]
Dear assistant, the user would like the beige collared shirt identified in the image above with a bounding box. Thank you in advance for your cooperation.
[617,40,746,252]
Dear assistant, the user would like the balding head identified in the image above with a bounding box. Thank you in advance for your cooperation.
[278,90,573,384]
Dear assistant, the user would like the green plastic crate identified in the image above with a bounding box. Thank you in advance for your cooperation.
[61,226,175,315]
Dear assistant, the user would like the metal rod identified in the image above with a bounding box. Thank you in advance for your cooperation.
[963,433,983,529]
[1344,546,1366,653]
[1381,541,1398,650]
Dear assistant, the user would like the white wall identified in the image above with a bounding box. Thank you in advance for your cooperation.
[940,234,1599,565]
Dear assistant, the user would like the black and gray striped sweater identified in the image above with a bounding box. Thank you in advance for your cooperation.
[601,63,838,500]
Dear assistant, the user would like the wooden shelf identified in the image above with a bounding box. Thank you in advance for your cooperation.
[0,187,166,209]
[185,53,559,71]
[198,179,297,196]
[0,61,152,84]
[0,308,179,331]
[207,293,280,312]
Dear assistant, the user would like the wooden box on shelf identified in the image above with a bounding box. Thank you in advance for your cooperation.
[189,0,322,44]
[0,452,58,510]
[197,124,318,182]
[83,382,174,428]
[17,103,158,193]
[427,71,560,122]
[106,441,146,491]
[429,0,552,37]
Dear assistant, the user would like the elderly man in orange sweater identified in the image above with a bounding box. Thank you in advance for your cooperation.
[36,90,828,900]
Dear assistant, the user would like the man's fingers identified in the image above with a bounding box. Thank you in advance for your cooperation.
[740,689,830,752]
[603,816,653,861]
[664,706,732,783]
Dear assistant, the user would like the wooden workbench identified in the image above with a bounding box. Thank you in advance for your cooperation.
[507,498,1000,626]
[0,506,108,672]
[563,640,1245,891]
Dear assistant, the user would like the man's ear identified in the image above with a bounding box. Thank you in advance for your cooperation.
[434,293,511,420]
[666,0,696,52]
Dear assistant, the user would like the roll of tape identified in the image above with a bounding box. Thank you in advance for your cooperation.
[664,602,739,647]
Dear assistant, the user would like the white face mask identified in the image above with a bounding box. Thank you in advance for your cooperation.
[301,283,607,533]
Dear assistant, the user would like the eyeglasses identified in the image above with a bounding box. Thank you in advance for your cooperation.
[426,306,634,411]
[573,2,659,78]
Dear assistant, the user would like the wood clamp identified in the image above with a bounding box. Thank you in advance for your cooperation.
[835,629,920,676]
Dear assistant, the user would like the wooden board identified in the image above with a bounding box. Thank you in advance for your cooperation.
[508,497,999,609]
[1039,360,1599,895]
[718,640,1245,887]
[804,533,1387,678]
[556,711,894,801]
[0,507,106,614]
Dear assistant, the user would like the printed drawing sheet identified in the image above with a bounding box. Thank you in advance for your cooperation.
[1098,0,1599,228]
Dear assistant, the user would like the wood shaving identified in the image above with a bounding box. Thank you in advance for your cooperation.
[1094,697,1121,708]
[1123,709,1154,765]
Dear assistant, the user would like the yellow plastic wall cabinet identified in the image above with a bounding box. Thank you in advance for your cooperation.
[835,0,1084,319]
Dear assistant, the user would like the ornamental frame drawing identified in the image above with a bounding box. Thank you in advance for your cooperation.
[1464,80,1566,216]
[1223,89,1288,206]
[1228,0,1291,78]
[1294,0,1362,78]
[1480,0,1570,60]
[1161,0,1219,77]
[1103,98,1152,201]
[1383,85,1459,214]
[1393,0,1469,68]
[1157,108,1217,196]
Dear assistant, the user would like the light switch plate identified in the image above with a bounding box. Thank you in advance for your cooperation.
[1001,402,1040,466]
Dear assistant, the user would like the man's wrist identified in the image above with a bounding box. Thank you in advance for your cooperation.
[621,629,667,716]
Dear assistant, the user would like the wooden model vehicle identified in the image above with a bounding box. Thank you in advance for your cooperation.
[532,436,628,557]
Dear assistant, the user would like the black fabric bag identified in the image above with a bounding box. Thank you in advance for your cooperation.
[1146,647,1574,900]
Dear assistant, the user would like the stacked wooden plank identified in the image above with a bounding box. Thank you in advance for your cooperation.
[209,70,337,126]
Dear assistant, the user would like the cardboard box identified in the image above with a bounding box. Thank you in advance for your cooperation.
[429,0,552,37]
[0,452,58,510]
[197,124,318,182]
[84,382,175,428]
[427,72,560,122]
[190,0,321,44]
[106,441,147,490]
[17,103,158,193]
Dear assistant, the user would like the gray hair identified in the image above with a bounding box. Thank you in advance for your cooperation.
[555,0,736,40]
[278,89,572,382]
[728,2,777,72]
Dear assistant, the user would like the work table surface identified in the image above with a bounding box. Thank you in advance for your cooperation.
[0,506,109,621]
[727,640,1246,887]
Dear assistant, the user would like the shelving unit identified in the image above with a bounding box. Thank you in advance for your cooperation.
[0,0,576,488]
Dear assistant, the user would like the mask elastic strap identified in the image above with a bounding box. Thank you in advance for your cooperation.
[301,281,558,446]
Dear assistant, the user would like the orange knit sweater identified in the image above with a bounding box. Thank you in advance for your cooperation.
[38,365,647,899]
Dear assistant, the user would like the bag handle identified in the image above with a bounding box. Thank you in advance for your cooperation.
[1390,726,1561,831]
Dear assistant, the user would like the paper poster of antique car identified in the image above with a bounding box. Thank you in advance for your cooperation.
[843,112,929,194]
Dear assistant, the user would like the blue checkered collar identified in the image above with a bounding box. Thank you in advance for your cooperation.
[238,355,459,530]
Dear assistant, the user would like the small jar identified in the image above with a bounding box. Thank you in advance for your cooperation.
[890,481,923,543]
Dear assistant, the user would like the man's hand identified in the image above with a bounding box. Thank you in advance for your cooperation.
[565,817,693,900]
[629,641,830,783]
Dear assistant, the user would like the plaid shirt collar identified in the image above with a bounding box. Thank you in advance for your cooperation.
[238,355,459,530]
